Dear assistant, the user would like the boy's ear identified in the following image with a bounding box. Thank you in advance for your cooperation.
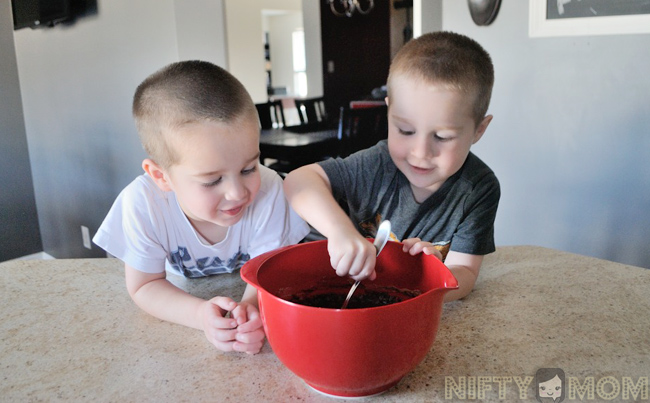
[384,96,390,107]
[142,158,173,192]
[472,115,493,144]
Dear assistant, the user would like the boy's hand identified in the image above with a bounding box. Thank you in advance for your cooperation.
[231,302,266,355]
[199,298,266,354]
[327,229,378,281]
[199,297,242,352]
[402,238,443,261]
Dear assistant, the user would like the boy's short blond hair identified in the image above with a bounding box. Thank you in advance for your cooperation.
[133,60,256,168]
[387,31,494,126]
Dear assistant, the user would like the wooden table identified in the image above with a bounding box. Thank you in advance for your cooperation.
[259,126,339,166]
[2,246,649,401]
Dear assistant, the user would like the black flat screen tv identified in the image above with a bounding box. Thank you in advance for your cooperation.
[12,0,71,30]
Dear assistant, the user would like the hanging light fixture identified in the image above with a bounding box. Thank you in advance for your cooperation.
[328,0,374,18]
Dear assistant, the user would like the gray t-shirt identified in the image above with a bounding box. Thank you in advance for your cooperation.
[318,140,500,260]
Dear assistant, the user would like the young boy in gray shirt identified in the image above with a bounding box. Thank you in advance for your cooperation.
[284,32,500,301]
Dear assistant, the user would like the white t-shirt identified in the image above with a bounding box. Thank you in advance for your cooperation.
[93,165,309,278]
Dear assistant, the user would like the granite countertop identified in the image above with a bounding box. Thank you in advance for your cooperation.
[1,246,649,402]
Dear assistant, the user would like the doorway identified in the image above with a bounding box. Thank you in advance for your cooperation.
[262,9,307,99]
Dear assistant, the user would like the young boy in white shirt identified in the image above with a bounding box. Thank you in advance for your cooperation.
[94,61,309,353]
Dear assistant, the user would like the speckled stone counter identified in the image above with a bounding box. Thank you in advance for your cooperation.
[2,246,649,402]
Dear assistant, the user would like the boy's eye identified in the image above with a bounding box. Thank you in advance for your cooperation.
[398,128,414,135]
[202,177,222,188]
[434,133,452,142]
[242,165,257,175]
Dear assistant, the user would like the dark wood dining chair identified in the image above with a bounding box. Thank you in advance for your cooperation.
[261,127,339,177]
[294,97,328,126]
[255,100,286,129]
[336,104,388,158]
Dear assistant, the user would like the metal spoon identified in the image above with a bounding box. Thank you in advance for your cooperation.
[340,220,391,309]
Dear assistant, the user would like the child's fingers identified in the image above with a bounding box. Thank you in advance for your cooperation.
[233,309,266,354]
[234,339,265,354]
[236,327,266,344]
[328,236,375,278]
[423,246,443,261]
[230,304,248,326]
[333,253,352,277]
[406,240,439,256]
[233,326,266,354]
[211,315,238,331]
[203,298,238,330]
[407,242,426,255]
[236,310,263,333]
[350,240,378,278]
[210,327,239,343]
[231,304,263,329]
[204,326,238,352]
[204,311,237,336]
[402,238,422,252]
[350,254,375,281]
[404,241,443,260]
[208,334,238,352]
[208,296,237,314]
[347,249,372,277]
[202,297,266,353]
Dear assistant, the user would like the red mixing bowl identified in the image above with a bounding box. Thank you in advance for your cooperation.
[241,239,458,398]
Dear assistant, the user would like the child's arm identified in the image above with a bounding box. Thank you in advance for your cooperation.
[124,264,264,353]
[240,283,258,306]
[442,251,483,301]
[284,164,378,281]
[402,239,482,302]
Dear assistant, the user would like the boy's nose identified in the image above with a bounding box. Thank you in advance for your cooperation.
[410,134,435,159]
[224,178,247,201]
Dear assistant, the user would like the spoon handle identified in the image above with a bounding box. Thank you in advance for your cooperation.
[340,220,391,310]
[340,280,360,309]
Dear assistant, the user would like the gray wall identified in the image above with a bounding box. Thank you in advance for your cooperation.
[3,0,650,268]
[8,0,228,259]
[440,1,650,268]
[11,1,177,258]
[174,0,228,66]
[419,0,442,36]
[0,0,42,260]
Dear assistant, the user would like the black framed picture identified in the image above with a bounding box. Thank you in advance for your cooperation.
[530,0,650,37]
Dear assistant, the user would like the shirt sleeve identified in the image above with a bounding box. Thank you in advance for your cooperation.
[93,177,168,273]
[318,141,390,214]
[449,172,500,255]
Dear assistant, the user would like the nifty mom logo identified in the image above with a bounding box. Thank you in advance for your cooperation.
[445,368,649,401]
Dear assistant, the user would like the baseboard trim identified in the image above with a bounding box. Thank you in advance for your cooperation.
[9,252,56,261]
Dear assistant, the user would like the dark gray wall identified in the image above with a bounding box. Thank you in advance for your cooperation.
[441,1,650,268]
[0,0,42,261]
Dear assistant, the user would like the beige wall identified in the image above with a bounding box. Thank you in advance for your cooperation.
[267,11,303,96]
[174,0,228,67]
[224,0,302,103]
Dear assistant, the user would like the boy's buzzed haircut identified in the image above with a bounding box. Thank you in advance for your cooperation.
[387,31,494,126]
[133,60,256,168]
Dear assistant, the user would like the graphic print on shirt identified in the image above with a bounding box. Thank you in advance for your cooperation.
[359,213,451,261]
[358,213,399,241]
[432,241,451,261]
[169,246,251,278]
